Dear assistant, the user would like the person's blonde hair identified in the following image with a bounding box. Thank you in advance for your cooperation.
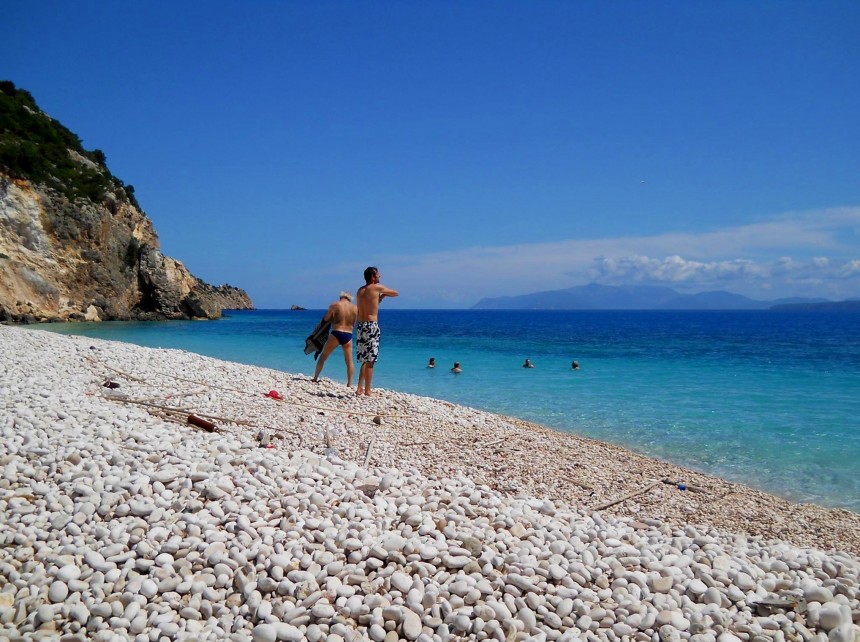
[340,291,353,301]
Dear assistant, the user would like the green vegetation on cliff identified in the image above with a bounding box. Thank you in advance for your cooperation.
[0,80,139,208]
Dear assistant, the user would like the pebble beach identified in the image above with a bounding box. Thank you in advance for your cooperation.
[1,325,858,642]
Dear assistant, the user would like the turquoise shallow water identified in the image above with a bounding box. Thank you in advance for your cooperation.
[39,309,860,511]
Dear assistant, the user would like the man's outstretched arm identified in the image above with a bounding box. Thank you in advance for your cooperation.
[379,285,399,299]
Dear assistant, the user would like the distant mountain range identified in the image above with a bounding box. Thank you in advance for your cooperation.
[472,283,859,310]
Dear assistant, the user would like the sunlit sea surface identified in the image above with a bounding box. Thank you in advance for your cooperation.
[40,309,860,512]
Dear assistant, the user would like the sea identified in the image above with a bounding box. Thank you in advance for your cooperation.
[38,309,860,513]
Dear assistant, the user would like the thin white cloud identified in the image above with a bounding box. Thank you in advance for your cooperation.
[585,255,769,285]
[585,254,860,291]
[324,206,860,304]
[838,260,860,278]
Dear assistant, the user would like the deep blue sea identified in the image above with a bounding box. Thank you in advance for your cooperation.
[40,309,860,512]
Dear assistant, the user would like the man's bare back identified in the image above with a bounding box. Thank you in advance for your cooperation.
[329,298,357,331]
[313,292,358,387]
[357,283,390,322]
[357,269,398,322]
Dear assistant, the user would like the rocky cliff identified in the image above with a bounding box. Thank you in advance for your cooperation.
[0,82,253,323]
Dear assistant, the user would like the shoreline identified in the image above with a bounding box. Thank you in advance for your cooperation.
[2,325,859,641]
[30,308,860,519]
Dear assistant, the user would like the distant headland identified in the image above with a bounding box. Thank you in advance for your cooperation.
[472,283,858,311]
[0,81,253,323]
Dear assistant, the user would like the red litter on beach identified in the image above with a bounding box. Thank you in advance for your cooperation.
[263,390,283,400]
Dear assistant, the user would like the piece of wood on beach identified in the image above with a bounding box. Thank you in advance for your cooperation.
[170,387,210,403]
[107,397,257,427]
[187,414,218,432]
[85,355,147,383]
[481,436,509,448]
[112,398,194,412]
[661,478,708,493]
[324,426,339,458]
[363,436,376,468]
[154,411,187,427]
[591,479,662,511]
[751,598,800,616]
[132,395,182,404]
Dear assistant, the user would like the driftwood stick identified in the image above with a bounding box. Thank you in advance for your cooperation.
[186,411,255,427]
[592,480,662,511]
[363,437,376,468]
[170,388,209,401]
[108,398,194,413]
[152,411,187,426]
[661,478,708,493]
[323,426,339,457]
[145,399,304,446]
[109,397,255,426]
[85,356,147,383]
[133,395,180,404]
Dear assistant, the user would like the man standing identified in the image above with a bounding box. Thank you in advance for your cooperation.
[355,266,398,396]
[312,291,358,387]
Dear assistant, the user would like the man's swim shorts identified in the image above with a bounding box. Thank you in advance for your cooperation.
[356,321,381,364]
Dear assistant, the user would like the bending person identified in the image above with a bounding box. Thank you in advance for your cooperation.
[312,291,358,387]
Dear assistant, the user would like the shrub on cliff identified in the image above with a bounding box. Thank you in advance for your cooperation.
[0,80,139,209]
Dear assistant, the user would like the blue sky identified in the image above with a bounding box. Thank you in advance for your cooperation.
[4,1,859,308]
